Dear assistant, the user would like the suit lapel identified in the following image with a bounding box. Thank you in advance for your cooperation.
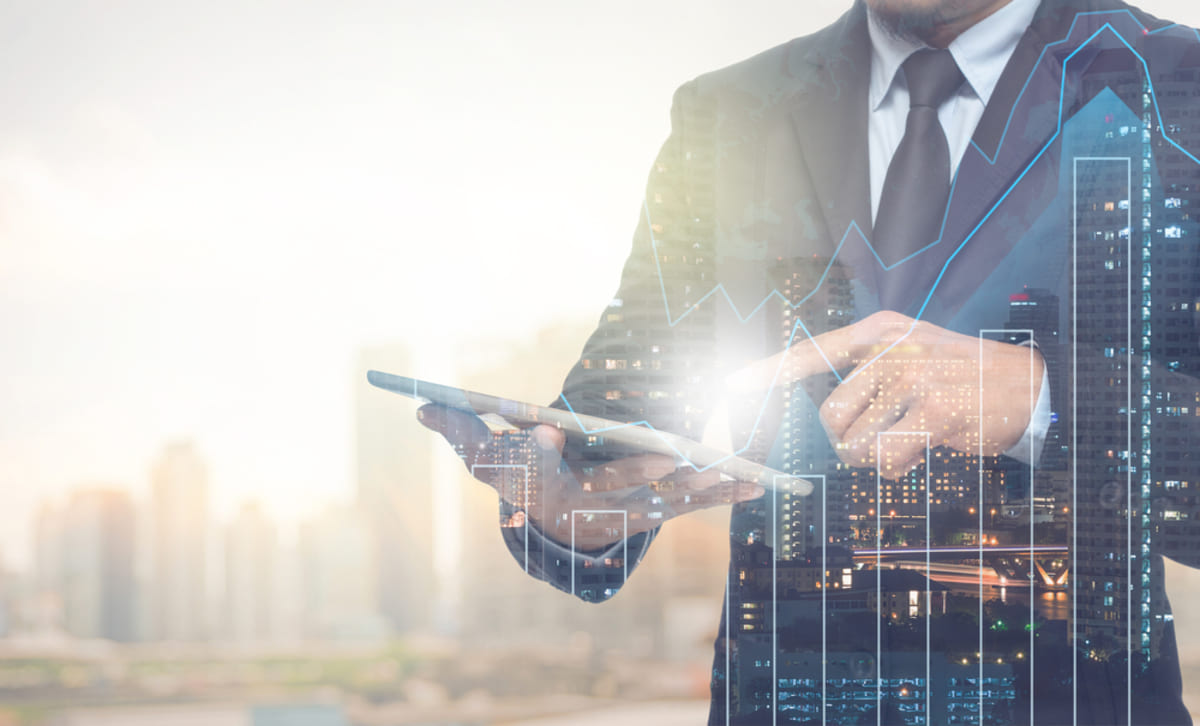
[949,24,1062,243]
[891,0,1091,316]
[780,0,1129,317]
[787,3,873,273]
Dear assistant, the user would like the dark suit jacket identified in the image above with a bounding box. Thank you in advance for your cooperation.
[501,0,1200,722]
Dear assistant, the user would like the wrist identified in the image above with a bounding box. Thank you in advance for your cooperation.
[981,344,1045,454]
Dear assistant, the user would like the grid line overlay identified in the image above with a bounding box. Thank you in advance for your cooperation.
[978,327,1038,724]
[766,475,828,725]
[1072,155,1133,726]
[876,431,931,726]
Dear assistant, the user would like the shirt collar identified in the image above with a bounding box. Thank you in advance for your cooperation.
[867,0,1041,111]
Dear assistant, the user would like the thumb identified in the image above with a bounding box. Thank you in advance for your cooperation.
[529,424,566,455]
[416,403,491,446]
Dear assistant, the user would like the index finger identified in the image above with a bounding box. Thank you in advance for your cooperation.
[727,313,909,393]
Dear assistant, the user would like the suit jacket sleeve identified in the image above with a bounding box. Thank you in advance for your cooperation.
[498,79,723,601]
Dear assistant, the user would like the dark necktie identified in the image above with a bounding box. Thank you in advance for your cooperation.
[873,48,965,268]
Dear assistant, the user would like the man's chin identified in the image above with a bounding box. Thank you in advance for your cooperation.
[866,0,969,42]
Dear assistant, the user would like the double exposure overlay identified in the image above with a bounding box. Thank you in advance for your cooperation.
[9,2,1200,725]
[419,4,1200,724]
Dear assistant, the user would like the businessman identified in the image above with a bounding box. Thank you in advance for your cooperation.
[421,0,1200,722]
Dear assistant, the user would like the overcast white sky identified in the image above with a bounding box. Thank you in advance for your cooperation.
[2,0,1199,568]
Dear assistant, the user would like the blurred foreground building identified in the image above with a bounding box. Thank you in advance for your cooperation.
[224,501,278,643]
[299,504,389,640]
[34,489,136,641]
[355,344,434,635]
[146,441,210,642]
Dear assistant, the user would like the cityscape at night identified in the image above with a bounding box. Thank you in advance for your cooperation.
[7,1,1200,725]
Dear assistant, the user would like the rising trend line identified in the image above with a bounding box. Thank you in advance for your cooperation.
[555,11,1200,472]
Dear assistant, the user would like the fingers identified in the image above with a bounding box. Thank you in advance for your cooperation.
[726,311,920,393]
[659,479,766,514]
[816,360,936,477]
[575,464,764,519]
[874,418,931,480]
[674,467,722,491]
[818,354,919,466]
[725,336,841,394]
[818,360,883,442]
[575,454,678,493]
[416,403,492,449]
[417,403,508,489]
[652,462,764,509]
[417,406,565,498]
[529,424,566,455]
[562,476,768,550]
[592,478,763,521]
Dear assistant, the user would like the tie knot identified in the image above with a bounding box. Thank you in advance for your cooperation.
[902,48,964,109]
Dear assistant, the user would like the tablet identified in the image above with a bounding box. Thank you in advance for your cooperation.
[367,370,813,496]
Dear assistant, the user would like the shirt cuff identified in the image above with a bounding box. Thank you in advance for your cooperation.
[498,502,659,603]
[1002,362,1050,466]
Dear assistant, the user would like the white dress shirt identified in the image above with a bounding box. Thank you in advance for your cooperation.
[867,0,1041,218]
[866,0,1051,464]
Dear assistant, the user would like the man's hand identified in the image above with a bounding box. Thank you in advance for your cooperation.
[728,311,1044,479]
[416,404,763,551]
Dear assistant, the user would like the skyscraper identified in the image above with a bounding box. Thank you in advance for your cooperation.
[0,551,11,637]
[355,344,433,635]
[298,504,388,640]
[778,255,855,559]
[1070,51,1200,674]
[1003,287,1067,519]
[55,489,136,641]
[32,501,66,633]
[148,441,210,641]
[224,500,277,643]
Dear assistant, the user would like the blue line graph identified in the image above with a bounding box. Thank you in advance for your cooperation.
[553,10,1200,475]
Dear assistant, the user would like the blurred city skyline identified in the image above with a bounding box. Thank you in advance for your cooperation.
[6,4,1200,722]
[0,327,740,723]
[0,0,858,570]
[4,0,1198,570]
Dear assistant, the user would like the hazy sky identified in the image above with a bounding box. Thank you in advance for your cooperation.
[3,0,1199,568]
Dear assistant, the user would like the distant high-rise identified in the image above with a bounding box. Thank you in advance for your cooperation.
[32,501,67,632]
[148,441,209,641]
[1070,55,1200,664]
[0,551,10,637]
[777,255,855,558]
[54,489,136,641]
[355,344,434,635]
[224,501,277,643]
[298,504,388,640]
[1003,287,1067,518]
